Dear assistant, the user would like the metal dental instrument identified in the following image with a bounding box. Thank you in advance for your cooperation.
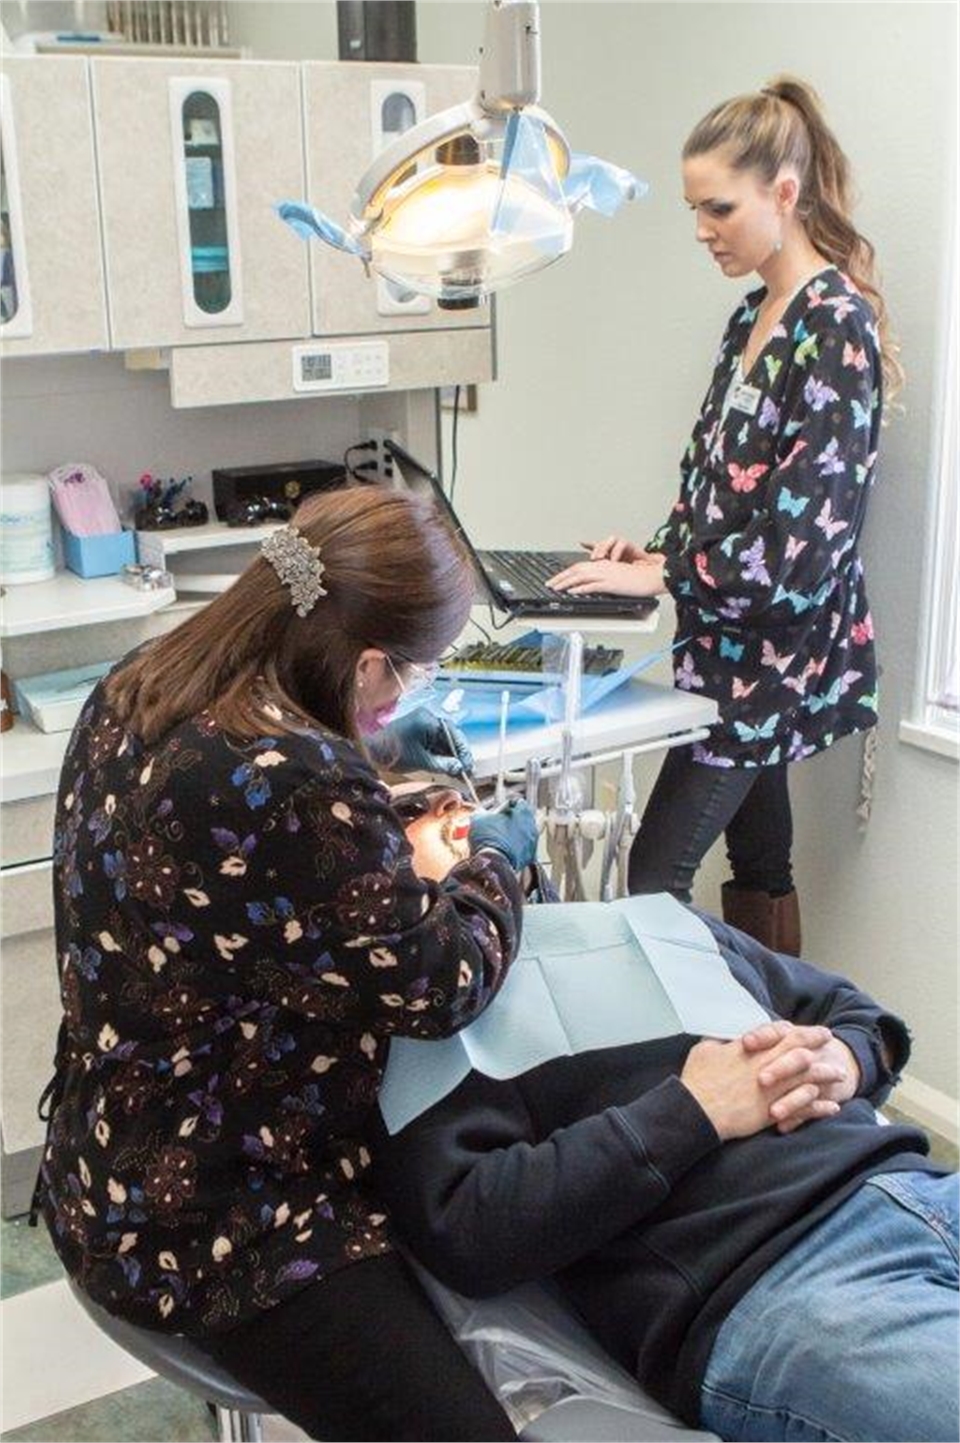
[438,714,481,807]
[547,632,588,901]
[525,755,542,811]
[494,689,510,808]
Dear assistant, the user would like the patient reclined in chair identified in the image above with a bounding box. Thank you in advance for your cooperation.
[375,781,957,1443]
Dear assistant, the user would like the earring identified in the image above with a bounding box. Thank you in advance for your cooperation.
[773,208,785,254]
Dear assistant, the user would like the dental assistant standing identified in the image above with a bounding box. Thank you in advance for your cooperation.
[549,77,900,953]
[35,487,540,1442]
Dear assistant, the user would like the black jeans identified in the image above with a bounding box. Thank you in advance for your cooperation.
[198,1251,515,1441]
[628,745,794,903]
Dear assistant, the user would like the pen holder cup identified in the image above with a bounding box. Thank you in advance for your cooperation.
[62,529,137,579]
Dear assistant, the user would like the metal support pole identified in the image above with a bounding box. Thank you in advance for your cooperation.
[215,1406,263,1443]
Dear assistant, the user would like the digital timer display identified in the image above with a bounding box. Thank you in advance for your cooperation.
[301,353,333,382]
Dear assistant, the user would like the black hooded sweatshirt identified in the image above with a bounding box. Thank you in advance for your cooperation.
[368,912,936,1425]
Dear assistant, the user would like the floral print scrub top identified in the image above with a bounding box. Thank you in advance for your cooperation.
[649,266,881,767]
[38,672,523,1335]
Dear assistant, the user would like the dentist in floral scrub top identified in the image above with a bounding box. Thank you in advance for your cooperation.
[550,76,902,955]
[36,488,543,1442]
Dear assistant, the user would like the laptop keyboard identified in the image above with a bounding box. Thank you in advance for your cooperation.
[486,550,579,597]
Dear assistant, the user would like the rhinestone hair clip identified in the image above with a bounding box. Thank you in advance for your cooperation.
[261,525,328,617]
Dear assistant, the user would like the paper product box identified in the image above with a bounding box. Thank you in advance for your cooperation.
[13,661,113,733]
[62,529,136,578]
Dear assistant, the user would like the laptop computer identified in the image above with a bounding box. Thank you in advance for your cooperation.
[384,441,658,622]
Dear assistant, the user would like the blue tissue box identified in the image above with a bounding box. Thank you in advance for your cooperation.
[62,528,136,578]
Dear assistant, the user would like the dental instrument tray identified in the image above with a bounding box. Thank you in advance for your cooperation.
[444,638,623,684]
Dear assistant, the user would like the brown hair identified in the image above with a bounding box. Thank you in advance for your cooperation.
[683,75,904,403]
[106,486,474,745]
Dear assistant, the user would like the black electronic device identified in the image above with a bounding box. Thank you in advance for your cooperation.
[384,440,659,622]
[211,459,346,525]
[337,1,417,61]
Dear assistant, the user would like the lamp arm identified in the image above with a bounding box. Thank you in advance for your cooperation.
[477,0,541,113]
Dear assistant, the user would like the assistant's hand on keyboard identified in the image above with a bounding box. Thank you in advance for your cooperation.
[546,555,666,597]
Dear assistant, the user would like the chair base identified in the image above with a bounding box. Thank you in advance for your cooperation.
[215,1404,264,1442]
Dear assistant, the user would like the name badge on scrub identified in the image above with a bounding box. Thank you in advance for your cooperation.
[729,380,762,416]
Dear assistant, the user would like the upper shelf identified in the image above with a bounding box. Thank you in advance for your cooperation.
[0,571,175,637]
[0,527,280,637]
[134,519,282,557]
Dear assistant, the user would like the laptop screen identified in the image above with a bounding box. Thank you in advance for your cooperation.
[383,440,497,604]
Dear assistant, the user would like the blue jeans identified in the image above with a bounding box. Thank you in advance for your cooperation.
[700,1171,959,1441]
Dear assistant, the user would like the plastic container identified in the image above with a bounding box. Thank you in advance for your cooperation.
[0,473,55,584]
[13,661,112,733]
[62,528,136,579]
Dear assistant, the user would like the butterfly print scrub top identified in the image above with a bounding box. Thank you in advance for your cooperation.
[649,266,881,767]
[38,673,523,1334]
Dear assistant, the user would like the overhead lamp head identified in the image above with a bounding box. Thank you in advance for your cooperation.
[351,95,574,309]
[277,0,645,307]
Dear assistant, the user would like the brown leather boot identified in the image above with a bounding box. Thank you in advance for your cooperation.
[772,888,801,956]
[721,883,802,956]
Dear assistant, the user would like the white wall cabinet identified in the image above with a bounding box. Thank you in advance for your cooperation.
[2,57,494,374]
[91,57,310,349]
[302,61,492,339]
[0,56,109,357]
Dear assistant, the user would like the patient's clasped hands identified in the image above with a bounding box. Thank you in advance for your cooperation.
[680,1021,860,1142]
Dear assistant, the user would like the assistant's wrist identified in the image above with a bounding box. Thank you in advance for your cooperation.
[648,556,667,593]
[658,553,678,598]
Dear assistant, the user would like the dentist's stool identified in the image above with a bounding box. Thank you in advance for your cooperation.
[67,1278,268,1442]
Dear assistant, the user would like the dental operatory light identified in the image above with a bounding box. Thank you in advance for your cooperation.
[277,0,645,308]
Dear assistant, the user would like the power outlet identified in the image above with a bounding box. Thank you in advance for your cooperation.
[364,427,402,484]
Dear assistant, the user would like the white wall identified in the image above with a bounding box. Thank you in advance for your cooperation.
[0,356,363,522]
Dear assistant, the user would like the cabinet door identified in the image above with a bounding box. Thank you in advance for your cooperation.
[1,928,60,1156]
[0,860,59,1157]
[0,57,108,357]
[302,62,492,337]
[92,57,310,349]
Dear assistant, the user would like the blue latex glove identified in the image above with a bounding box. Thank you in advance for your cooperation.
[370,706,474,778]
[469,799,540,871]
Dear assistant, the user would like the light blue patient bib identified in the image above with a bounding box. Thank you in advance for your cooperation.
[379,893,770,1134]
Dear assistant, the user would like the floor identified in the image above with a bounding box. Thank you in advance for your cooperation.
[0,1215,304,1442]
[2,1118,956,1441]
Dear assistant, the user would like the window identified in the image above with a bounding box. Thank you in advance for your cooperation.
[901,233,959,760]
